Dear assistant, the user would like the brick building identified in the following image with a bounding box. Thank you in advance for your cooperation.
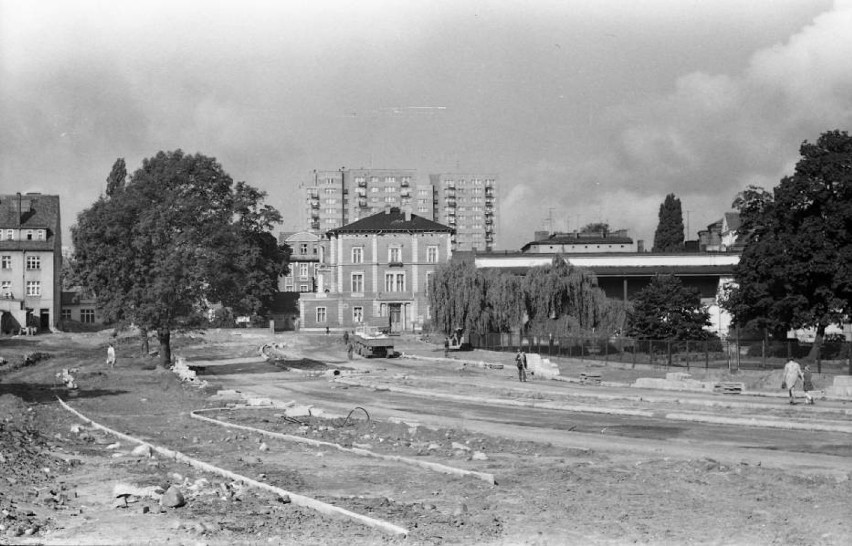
[0,193,62,333]
[299,207,453,333]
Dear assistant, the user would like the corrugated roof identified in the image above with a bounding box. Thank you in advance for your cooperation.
[328,208,453,235]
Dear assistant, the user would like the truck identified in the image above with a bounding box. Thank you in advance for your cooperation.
[352,325,395,358]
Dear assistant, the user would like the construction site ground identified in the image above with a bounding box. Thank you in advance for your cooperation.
[1,329,851,545]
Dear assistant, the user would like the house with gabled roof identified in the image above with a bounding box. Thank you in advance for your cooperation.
[298,207,453,333]
[0,193,62,333]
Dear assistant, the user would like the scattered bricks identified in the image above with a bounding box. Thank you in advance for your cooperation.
[472,452,488,461]
[451,442,471,451]
[580,372,602,386]
[713,382,744,395]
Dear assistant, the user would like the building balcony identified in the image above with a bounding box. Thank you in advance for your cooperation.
[484,208,493,216]
[357,179,367,187]
[400,179,410,188]
[388,261,404,268]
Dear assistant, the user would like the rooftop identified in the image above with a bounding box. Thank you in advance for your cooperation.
[328,207,453,235]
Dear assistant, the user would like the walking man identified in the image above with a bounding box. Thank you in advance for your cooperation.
[515,349,527,382]
[106,343,116,369]
[782,358,803,404]
[802,364,815,405]
[347,342,354,360]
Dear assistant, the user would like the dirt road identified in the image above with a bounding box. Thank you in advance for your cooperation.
[2,329,851,545]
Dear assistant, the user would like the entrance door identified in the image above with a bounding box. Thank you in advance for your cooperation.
[389,303,402,333]
[40,309,50,330]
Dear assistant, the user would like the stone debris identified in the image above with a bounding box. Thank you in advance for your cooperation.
[160,485,186,508]
[580,372,602,386]
[55,368,79,389]
[131,444,154,457]
[451,442,471,452]
[170,358,209,388]
[472,451,488,461]
[713,382,744,395]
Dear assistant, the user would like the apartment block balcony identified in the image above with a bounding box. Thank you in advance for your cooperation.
[357,179,367,187]
[400,179,410,188]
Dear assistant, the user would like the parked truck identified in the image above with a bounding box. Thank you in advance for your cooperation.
[352,325,395,358]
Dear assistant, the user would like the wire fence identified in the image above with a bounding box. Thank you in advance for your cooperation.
[467,332,852,375]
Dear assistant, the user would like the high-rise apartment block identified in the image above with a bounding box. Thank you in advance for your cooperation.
[302,169,497,252]
[429,173,497,252]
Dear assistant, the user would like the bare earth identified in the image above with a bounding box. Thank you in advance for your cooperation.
[1,329,850,545]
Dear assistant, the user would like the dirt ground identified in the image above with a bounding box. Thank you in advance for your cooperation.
[1,329,850,545]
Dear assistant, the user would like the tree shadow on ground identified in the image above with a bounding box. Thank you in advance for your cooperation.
[0,383,128,405]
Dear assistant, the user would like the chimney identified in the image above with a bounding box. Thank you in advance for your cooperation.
[637,239,645,252]
[405,210,412,221]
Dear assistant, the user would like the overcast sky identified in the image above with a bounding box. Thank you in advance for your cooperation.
[2,0,851,250]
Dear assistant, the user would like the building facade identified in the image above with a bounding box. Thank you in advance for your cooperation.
[278,231,322,293]
[299,208,453,333]
[430,173,497,252]
[0,193,62,333]
[302,169,497,252]
[521,229,636,254]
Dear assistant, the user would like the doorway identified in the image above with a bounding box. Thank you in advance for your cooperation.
[389,303,403,333]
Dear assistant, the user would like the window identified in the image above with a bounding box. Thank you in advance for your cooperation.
[284,280,294,292]
[351,273,364,293]
[427,246,438,263]
[61,309,72,320]
[371,187,379,193]
[299,263,309,278]
[385,186,397,193]
[316,307,327,323]
[80,309,95,324]
[26,256,40,270]
[324,198,337,204]
[418,189,429,196]
[384,272,405,292]
[26,281,40,296]
[1,280,11,297]
[384,177,396,183]
[325,178,335,185]
[26,230,33,240]
[36,230,46,240]
[350,247,363,264]
[352,306,363,324]
[425,272,433,295]
[300,284,310,292]
[5,230,13,240]
[384,196,396,203]
[388,247,401,263]
[1,256,10,269]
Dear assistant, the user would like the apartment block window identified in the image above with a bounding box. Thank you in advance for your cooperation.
[299,263,309,278]
[300,284,310,292]
[352,306,363,324]
[26,256,41,270]
[61,309,72,320]
[388,247,401,263]
[1,256,10,269]
[80,309,95,324]
[351,273,364,293]
[1,280,11,296]
[371,187,379,193]
[324,198,337,204]
[384,196,396,203]
[418,189,429,196]
[427,246,438,263]
[384,272,405,292]
[26,281,40,296]
[351,247,363,264]
[324,188,336,194]
[36,230,46,240]
[316,307,327,323]
[325,178,335,185]
[5,230,13,240]
[384,177,396,183]
[385,186,397,193]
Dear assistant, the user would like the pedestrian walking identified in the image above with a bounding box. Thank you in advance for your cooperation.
[444,337,450,358]
[106,343,116,368]
[802,364,815,405]
[515,349,527,382]
[782,358,803,404]
[347,342,354,360]
[343,330,350,345]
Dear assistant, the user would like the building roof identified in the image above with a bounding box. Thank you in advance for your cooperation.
[0,193,60,230]
[328,207,453,235]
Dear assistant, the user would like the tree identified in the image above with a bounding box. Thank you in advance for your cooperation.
[105,158,126,197]
[73,150,289,367]
[580,222,610,234]
[725,130,852,357]
[652,193,685,252]
[628,275,711,340]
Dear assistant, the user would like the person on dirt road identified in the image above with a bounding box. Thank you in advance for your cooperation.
[347,342,354,360]
[515,349,528,382]
[782,359,803,404]
[802,364,815,405]
[444,337,450,358]
[106,343,116,368]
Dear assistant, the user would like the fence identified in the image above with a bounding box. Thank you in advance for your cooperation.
[467,332,852,375]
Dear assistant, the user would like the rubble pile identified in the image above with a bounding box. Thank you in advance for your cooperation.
[0,395,70,539]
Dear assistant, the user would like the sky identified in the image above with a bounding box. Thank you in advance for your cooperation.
[2,0,851,250]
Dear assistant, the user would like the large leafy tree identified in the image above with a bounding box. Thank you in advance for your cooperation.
[628,275,711,340]
[652,193,685,252]
[73,150,289,366]
[725,130,852,355]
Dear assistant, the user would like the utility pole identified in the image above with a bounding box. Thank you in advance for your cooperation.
[685,210,692,240]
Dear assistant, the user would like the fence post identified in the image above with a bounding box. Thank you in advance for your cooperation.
[817,343,821,375]
[685,340,690,370]
[705,340,709,370]
[666,340,672,369]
